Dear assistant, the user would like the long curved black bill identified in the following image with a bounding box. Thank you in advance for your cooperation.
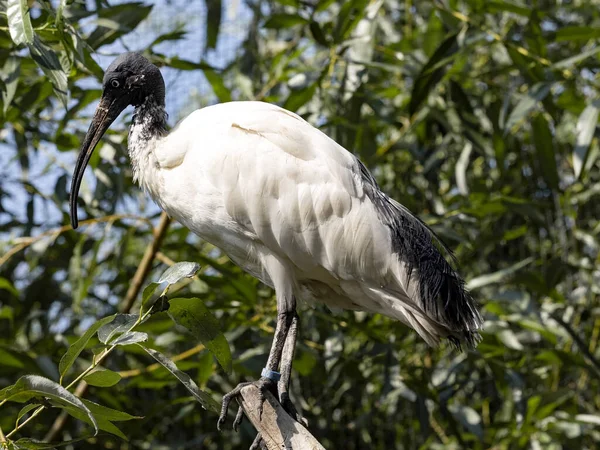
[69,95,125,229]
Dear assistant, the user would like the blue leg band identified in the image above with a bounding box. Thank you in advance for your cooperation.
[261,368,281,382]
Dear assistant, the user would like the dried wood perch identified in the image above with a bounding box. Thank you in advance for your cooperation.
[237,385,326,450]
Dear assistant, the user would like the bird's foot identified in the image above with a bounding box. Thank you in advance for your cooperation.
[279,391,307,427]
[217,376,277,432]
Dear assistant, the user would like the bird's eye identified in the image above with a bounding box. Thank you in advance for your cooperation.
[111,79,120,88]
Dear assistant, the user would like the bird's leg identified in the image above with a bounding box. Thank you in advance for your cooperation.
[277,312,303,423]
[218,295,297,433]
[247,313,301,450]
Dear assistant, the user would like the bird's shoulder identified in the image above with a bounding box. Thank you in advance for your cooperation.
[158,101,356,174]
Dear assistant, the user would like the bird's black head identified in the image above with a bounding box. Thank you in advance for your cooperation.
[69,52,165,229]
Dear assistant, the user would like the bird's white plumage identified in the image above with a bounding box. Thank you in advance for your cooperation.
[129,101,465,345]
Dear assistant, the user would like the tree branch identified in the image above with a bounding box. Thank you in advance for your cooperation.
[238,385,325,450]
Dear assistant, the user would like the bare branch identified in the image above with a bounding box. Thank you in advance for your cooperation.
[238,385,325,450]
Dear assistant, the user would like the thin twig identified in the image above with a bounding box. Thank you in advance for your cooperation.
[0,214,150,268]
[122,213,172,312]
[551,313,600,379]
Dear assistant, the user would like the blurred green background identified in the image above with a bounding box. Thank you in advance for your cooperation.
[1,0,600,448]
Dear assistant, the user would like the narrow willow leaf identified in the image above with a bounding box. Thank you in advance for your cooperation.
[505,83,552,132]
[28,36,69,107]
[167,297,232,373]
[556,26,600,42]
[140,345,219,412]
[111,331,148,346]
[205,0,221,50]
[81,398,141,421]
[59,403,127,440]
[0,277,19,297]
[264,13,308,29]
[158,261,201,285]
[0,375,98,435]
[574,100,600,179]
[552,47,600,70]
[409,32,459,115]
[87,3,153,49]
[55,0,68,27]
[532,113,559,190]
[204,68,231,103]
[15,403,39,427]
[141,281,161,312]
[2,56,20,114]
[467,257,534,290]
[455,141,472,195]
[486,0,529,16]
[59,314,116,380]
[83,368,122,387]
[7,0,34,45]
[97,314,139,344]
[284,81,318,112]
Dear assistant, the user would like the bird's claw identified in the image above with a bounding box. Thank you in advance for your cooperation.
[217,377,277,432]
[233,406,244,432]
[280,391,307,426]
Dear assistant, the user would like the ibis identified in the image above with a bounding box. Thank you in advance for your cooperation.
[69,52,482,443]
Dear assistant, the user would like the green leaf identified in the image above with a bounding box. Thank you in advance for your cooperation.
[87,3,153,49]
[150,30,187,47]
[28,36,69,107]
[0,277,19,297]
[167,297,231,373]
[205,0,222,50]
[1,56,20,114]
[111,331,148,346]
[552,47,600,70]
[15,403,39,427]
[55,0,68,27]
[466,257,534,290]
[81,398,141,421]
[83,368,122,387]
[486,0,530,16]
[59,314,116,380]
[158,261,201,285]
[532,113,559,190]
[574,100,600,179]
[264,14,308,29]
[455,141,472,195]
[7,0,34,45]
[139,345,219,412]
[333,0,370,43]
[409,32,460,115]
[141,281,161,312]
[163,57,214,71]
[556,26,600,42]
[309,21,329,46]
[0,375,98,435]
[197,350,214,387]
[204,68,231,103]
[284,81,318,112]
[59,403,127,440]
[505,83,552,132]
[97,314,139,344]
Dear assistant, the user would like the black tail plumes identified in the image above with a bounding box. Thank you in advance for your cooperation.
[357,161,482,348]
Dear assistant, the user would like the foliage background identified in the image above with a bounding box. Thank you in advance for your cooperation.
[1,0,600,448]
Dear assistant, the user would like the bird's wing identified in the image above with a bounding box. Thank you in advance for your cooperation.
[181,102,395,280]
[159,101,481,346]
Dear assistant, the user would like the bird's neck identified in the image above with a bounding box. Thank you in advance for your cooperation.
[128,95,168,195]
